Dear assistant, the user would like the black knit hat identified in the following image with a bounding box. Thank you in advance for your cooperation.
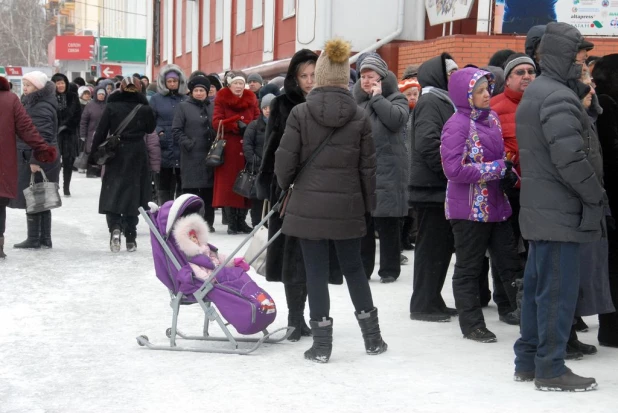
[188,75,211,92]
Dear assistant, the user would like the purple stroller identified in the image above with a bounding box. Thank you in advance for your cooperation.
[136,194,293,354]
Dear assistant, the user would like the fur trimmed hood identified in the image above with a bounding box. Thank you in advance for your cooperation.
[173,214,210,257]
[0,76,10,91]
[215,86,258,110]
[21,81,58,109]
[284,49,318,105]
[157,64,189,96]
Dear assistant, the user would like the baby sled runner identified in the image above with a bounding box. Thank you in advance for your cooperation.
[136,194,293,354]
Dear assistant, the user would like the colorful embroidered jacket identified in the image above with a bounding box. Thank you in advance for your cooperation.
[440,68,511,223]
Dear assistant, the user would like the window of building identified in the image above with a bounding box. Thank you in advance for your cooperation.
[215,0,223,41]
[175,0,182,56]
[186,0,193,52]
[236,0,246,34]
[282,0,295,19]
[202,0,210,45]
[252,0,262,28]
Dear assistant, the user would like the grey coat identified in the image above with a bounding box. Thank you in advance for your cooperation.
[275,86,376,240]
[172,97,215,189]
[10,81,61,210]
[516,22,605,243]
[79,86,107,153]
[353,71,409,217]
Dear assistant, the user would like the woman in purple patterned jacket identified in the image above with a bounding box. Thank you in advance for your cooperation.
[440,67,522,344]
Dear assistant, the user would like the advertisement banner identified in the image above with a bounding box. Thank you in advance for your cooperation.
[426,0,476,26]
[496,0,618,35]
[53,36,95,61]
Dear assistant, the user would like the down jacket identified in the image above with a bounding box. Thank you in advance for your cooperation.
[274,86,376,240]
[409,53,457,205]
[353,71,409,217]
[172,97,215,189]
[79,85,107,153]
[516,22,605,243]
[243,116,266,172]
[490,86,523,181]
[441,68,510,223]
[150,64,188,169]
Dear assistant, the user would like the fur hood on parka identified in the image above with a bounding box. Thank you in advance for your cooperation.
[157,64,189,96]
[173,214,211,258]
[21,81,58,110]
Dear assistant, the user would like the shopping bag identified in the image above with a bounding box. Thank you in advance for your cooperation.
[243,201,270,276]
[73,152,89,170]
[23,170,62,214]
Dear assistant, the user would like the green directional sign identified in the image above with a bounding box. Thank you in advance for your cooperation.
[0,66,5,75]
[99,37,146,63]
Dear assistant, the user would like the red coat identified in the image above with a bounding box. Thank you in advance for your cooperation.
[490,87,523,186]
[212,87,260,208]
[0,77,57,199]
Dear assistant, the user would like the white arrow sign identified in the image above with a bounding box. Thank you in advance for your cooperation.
[102,66,113,77]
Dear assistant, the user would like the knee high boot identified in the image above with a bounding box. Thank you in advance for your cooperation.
[40,210,52,248]
[14,214,41,249]
[355,307,388,355]
[225,207,238,235]
[236,208,253,234]
[63,166,73,196]
[285,284,311,341]
[304,318,333,363]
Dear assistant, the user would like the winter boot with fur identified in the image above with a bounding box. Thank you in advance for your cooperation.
[355,308,388,355]
[304,318,333,363]
[39,210,52,249]
[110,225,122,253]
[534,368,597,392]
[236,208,253,234]
[13,214,41,249]
[0,236,6,259]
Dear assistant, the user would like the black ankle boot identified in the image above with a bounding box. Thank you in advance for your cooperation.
[236,208,253,234]
[568,325,597,355]
[304,318,333,363]
[39,210,52,248]
[287,314,304,342]
[125,230,137,252]
[14,214,41,249]
[355,308,388,355]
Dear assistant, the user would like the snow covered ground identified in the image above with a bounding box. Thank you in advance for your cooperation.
[1,175,617,413]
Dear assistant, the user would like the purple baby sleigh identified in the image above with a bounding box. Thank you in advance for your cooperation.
[135,194,293,354]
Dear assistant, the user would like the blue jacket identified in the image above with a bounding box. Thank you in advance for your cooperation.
[150,92,187,168]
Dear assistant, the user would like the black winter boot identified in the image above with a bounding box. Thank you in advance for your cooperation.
[63,167,72,196]
[0,236,6,259]
[125,230,137,252]
[285,284,310,341]
[39,210,52,248]
[13,214,41,249]
[236,208,253,234]
[355,308,388,355]
[567,325,597,355]
[226,208,238,235]
[304,318,333,363]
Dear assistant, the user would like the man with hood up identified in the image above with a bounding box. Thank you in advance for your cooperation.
[524,25,546,76]
[149,64,188,204]
[408,53,459,323]
[513,22,603,392]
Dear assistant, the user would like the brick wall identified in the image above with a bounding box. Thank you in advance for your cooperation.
[397,35,618,79]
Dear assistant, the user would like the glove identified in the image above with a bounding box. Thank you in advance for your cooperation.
[500,170,518,192]
[33,146,57,163]
[607,215,616,232]
[233,257,251,271]
[237,121,248,136]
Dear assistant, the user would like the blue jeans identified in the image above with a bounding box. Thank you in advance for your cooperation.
[514,241,580,379]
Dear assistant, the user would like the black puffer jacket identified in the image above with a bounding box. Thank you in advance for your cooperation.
[171,97,215,189]
[408,53,456,205]
[516,22,605,243]
[243,116,266,172]
[275,86,376,240]
[51,73,81,158]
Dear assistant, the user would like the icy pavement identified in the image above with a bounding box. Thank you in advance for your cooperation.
[1,175,617,413]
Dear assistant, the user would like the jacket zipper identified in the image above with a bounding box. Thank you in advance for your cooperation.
[468,185,473,207]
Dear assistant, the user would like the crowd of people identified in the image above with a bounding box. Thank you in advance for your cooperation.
[1,21,617,391]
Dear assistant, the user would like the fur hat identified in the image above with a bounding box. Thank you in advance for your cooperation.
[261,93,275,109]
[173,214,210,258]
[188,75,211,92]
[23,71,48,91]
[315,38,352,88]
[360,53,388,79]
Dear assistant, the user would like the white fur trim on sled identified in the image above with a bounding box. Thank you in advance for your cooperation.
[173,214,210,258]
[148,202,159,213]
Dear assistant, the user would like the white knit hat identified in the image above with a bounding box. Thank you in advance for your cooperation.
[23,71,48,90]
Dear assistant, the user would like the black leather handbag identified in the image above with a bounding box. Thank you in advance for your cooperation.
[93,104,142,166]
[233,157,257,198]
[205,121,226,167]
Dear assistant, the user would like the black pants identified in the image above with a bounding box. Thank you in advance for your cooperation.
[410,205,454,314]
[451,219,523,335]
[184,188,214,226]
[360,216,402,280]
[249,199,263,227]
[0,197,8,237]
[401,208,417,244]
[158,167,182,199]
[300,238,374,321]
[62,156,74,189]
[106,214,139,239]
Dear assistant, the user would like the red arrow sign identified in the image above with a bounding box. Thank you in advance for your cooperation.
[100,64,122,78]
[6,67,23,76]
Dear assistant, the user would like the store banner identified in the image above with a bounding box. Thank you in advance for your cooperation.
[426,0,476,26]
[496,0,618,35]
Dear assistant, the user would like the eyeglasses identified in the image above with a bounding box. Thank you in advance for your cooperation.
[513,69,536,76]
[574,59,587,65]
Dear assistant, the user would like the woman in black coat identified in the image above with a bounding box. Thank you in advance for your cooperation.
[51,73,81,196]
[257,49,327,342]
[89,77,156,252]
[172,75,216,231]
[10,73,61,249]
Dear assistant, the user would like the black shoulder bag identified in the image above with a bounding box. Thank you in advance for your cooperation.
[93,104,143,165]
[277,127,338,218]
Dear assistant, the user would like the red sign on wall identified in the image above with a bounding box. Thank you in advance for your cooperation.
[53,36,95,60]
[6,67,23,76]
[100,64,122,78]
